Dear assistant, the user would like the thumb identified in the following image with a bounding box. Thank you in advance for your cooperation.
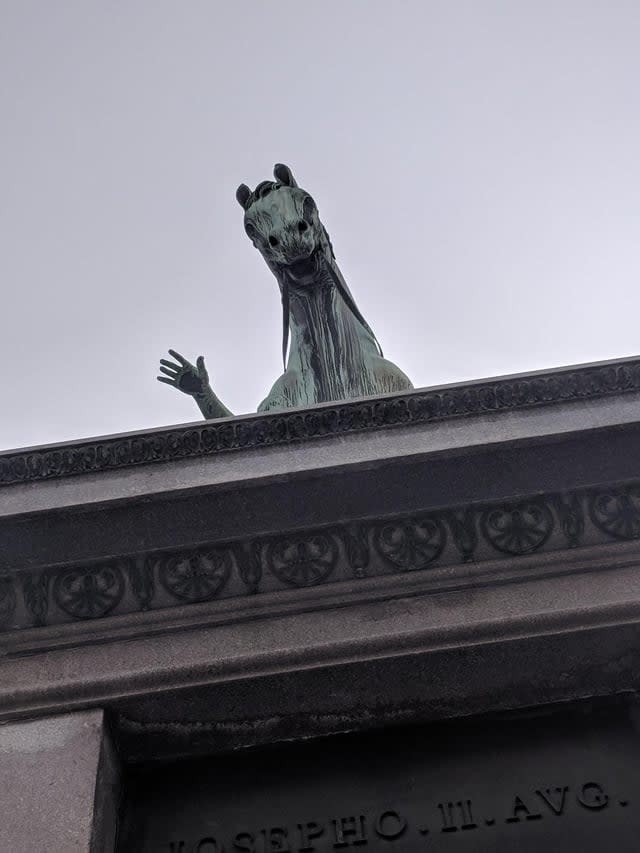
[196,355,207,378]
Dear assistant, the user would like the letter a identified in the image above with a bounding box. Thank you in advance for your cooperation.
[505,796,542,823]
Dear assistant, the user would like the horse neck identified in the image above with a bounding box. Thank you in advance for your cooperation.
[284,261,380,400]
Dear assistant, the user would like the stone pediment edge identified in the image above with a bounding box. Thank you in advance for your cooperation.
[2,355,640,486]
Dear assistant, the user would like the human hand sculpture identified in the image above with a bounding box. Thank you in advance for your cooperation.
[157,350,232,419]
[158,350,209,396]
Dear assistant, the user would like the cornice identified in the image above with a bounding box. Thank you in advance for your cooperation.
[1,355,640,487]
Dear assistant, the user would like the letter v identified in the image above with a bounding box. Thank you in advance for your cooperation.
[536,787,569,816]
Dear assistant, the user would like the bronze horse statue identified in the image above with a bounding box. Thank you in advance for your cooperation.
[158,164,412,418]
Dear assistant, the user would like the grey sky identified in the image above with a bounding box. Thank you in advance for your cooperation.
[1,1,639,450]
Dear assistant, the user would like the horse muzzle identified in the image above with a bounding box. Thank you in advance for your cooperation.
[284,247,322,283]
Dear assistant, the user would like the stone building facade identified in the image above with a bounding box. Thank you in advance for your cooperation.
[2,356,640,850]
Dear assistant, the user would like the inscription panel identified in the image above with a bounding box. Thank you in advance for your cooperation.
[119,703,640,852]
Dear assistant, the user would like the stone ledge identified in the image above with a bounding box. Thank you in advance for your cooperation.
[2,355,640,487]
[2,553,640,759]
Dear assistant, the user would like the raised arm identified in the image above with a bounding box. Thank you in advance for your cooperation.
[157,349,233,420]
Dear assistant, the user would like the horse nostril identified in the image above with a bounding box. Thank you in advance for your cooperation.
[269,235,279,247]
[298,221,308,233]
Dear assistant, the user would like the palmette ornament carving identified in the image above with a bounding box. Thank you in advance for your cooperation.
[0,576,16,625]
[266,534,338,587]
[589,488,640,540]
[481,501,553,555]
[447,509,478,562]
[553,494,585,547]
[342,524,370,578]
[23,571,51,627]
[375,516,446,571]
[234,542,263,594]
[128,557,156,611]
[53,563,125,619]
[159,550,231,602]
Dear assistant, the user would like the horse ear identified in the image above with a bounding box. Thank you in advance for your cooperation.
[273,163,298,188]
[236,184,251,209]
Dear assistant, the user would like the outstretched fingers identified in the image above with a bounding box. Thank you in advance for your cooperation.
[159,365,179,378]
[168,349,189,366]
[158,349,199,391]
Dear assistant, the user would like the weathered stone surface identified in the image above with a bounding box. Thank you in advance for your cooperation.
[1,356,640,765]
[0,545,639,763]
[119,699,640,852]
[0,709,119,852]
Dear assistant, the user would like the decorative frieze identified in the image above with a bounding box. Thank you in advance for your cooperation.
[2,481,640,633]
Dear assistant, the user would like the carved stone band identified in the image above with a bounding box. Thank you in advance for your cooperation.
[2,481,639,633]
[1,357,640,486]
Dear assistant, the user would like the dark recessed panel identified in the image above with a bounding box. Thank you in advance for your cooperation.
[119,701,640,853]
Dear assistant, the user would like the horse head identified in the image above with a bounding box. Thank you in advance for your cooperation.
[236,164,332,287]
[237,164,382,366]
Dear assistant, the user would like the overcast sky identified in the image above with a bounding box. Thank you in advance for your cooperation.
[1,1,639,450]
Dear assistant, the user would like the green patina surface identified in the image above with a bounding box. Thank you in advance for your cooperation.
[158,164,412,418]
